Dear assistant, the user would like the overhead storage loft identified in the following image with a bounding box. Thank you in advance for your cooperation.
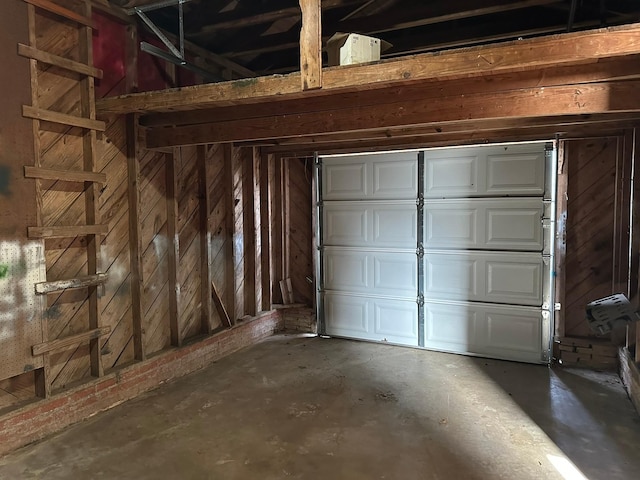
[1,0,640,472]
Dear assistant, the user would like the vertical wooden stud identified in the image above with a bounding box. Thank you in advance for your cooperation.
[126,114,145,360]
[270,154,284,305]
[554,140,568,342]
[166,150,181,346]
[198,145,213,334]
[299,0,322,91]
[27,2,50,398]
[223,144,236,323]
[260,151,272,311]
[80,0,103,378]
[243,149,257,316]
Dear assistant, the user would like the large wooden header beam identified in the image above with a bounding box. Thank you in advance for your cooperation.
[97,23,640,115]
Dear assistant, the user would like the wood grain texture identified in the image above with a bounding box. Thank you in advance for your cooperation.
[299,0,322,91]
[565,138,621,337]
[97,23,640,115]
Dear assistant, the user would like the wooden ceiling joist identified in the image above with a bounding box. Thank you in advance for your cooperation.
[145,81,640,147]
[97,23,640,115]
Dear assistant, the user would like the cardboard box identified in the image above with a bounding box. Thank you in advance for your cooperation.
[327,32,392,66]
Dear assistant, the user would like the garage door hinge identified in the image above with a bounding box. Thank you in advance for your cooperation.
[416,244,425,258]
[417,294,425,306]
[416,194,424,208]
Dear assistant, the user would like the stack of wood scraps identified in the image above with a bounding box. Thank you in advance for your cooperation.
[558,337,619,370]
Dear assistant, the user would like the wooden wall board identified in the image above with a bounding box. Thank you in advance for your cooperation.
[565,137,623,338]
[139,149,170,355]
[232,146,245,319]
[285,158,313,306]
[243,148,256,317]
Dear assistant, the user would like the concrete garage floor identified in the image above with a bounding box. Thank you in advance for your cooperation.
[1,335,639,480]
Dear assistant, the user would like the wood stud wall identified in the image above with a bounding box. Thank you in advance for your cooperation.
[0,1,305,409]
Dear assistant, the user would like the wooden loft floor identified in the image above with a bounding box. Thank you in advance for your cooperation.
[96,22,640,153]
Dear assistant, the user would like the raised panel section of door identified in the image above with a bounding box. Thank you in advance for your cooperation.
[425,254,479,299]
[373,252,417,298]
[424,301,478,350]
[485,201,543,251]
[486,152,545,195]
[325,293,370,337]
[374,299,418,345]
[323,162,368,200]
[324,204,368,246]
[373,203,417,248]
[486,258,542,306]
[424,300,544,363]
[425,155,479,197]
[483,308,542,357]
[324,248,416,298]
[324,249,369,292]
[373,159,417,199]
[425,205,477,248]
[425,251,542,305]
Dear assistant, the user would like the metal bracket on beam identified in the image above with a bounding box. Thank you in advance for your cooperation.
[130,0,223,83]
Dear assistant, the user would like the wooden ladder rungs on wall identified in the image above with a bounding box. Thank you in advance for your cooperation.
[23,0,94,27]
[22,105,105,131]
[35,273,108,295]
[32,326,111,356]
[24,166,107,184]
[28,224,108,238]
[17,44,103,78]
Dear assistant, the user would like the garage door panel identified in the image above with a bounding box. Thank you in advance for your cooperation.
[425,255,479,298]
[486,208,543,251]
[425,252,542,305]
[323,152,418,200]
[373,159,417,198]
[426,208,478,248]
[374,299,418,343]
[325,251,369,291]
[325,202,416,248]
[325,293,418,346]
[324,206,368,246]
[374,254,417,296]
[487,153,545,195]
[325,248,416,297]
[426,199,544,251]
[324,162,367,199]
[486,261,542,305]
[373,206,417,248]
[325,294,370,335]
[425,301,544,362]
[426,155,479,197]
[425,144,545,198]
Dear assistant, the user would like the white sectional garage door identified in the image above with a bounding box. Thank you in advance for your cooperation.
[318,143,554,364]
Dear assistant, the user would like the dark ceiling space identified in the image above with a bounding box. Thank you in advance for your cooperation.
[113,0,640,76]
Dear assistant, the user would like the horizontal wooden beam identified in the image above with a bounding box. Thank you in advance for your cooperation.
[24,166,107,184]
[23,0,95,28]
[146,81,640,147]
[18,44,103,78]
[28,224,109,238]
[97,23,640,115]
[23,105,106,131]
[140,56,640,128]
[35,273,109,295]
[32,327,111,356]
[261,119,637,156]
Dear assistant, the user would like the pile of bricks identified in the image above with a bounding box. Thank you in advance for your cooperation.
[558,337,619,370]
